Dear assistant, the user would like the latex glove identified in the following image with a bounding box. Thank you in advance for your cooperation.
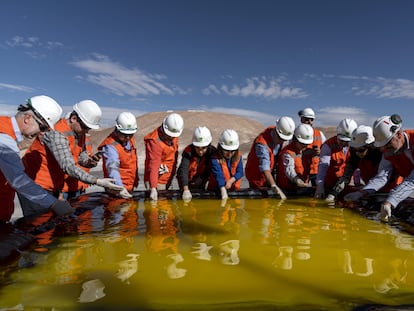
[295,178,309,188]
[332,181,345,196]
[150,188,158,201]
[96,178,124,191]
[325,194,335,203]
[314,183,325,198]
[50,200,75,216]
[159,164,169,175]
[343,191,363,202]
[220,187,228,200]
[182,189,192,201]
[271,184,287,200]
[380,202,392,222]
[119,188,133,199]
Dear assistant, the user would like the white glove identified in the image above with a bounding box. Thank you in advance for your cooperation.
[380,202,392,222]
[119,188,133,199]
[150,188,158,201]
[343,191,363,202]
[96,178,124,191]
[314,183,325,198]
[325,194,335,203]
[271,184,287,200]
[220,187,228,200]
[295,178,309,188]
[182,189,192,201]
[159,164,169,175]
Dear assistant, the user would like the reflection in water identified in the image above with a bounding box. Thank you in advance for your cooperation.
[78,278,106,303]
[115,253,139,283]
[1,197,414,310]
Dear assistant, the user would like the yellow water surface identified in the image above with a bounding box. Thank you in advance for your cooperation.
[1,196,414,310]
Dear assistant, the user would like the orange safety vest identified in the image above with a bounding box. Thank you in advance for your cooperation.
[304,128,324,175]
[54,118,92,192]
[0,116,18,221]
[207,150,242,190]
[276,141,310,191]
[22,136,64,193]
[322,136,350,189]
[245,127,277,188]
[144,127,178,186]
[98,132,139,191]
[182,144,208,181]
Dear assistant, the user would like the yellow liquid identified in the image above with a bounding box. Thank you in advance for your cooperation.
[1,196,414,310]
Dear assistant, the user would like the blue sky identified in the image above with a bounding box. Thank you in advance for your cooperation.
[1,0,414,129]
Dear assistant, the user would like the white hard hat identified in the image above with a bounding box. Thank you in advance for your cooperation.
[219,129,239,151]
[298,108,315,119]
[163,113,184,137]
[337,118,358,142]
[350,125,375,148]
[73,100,102,130]
[27,95,63,129]
[115,112,137,134]
[192,126,212,147]
[275,116,295,140]
[294,124,314,144]
[373,114,402,147]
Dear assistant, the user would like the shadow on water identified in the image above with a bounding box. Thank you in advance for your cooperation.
[2,191,414,310]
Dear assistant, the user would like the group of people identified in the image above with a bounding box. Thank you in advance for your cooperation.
[1,96,413,225]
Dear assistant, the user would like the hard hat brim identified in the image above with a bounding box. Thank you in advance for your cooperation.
[277,131,293,141]
[297,138,313,145]
[164,127,182,137]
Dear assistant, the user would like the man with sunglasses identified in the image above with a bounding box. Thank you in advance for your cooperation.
[0,95,74,223]
[344,114,414,222]
[53,100,103,199]
[20,101,124,216]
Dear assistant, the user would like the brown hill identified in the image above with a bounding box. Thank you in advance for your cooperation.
[90,111,337,160]
[89,110,267,157]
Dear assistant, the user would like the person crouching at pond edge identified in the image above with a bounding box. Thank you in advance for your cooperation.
[276,124,314,196]
[98,112,138,199]
[177,126,216,201]
[144,113,184,201]
[207,129,244,199]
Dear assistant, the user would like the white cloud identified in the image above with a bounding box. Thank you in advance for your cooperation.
[316,106,375,128]
[318,74,414,99]
[5,36,63,49]
[0,83,34,92]
[206,106,278,125]
[72,54,187,97]
[203,77,308,99]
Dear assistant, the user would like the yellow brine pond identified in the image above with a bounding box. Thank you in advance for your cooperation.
[1,195,414,310]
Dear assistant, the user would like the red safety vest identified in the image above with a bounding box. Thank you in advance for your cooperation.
[0,116,18,221]
[245,127,277,188]
[54,118,92,192]
[144,127,178,186]
[22,136,64,193]
[99,132,139,191]
[276,141,310,191]
[322,136,350,189]
[208,150,242,190]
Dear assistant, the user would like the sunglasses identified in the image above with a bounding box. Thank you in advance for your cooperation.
[33,115,49,132]
[301,117,314,122]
